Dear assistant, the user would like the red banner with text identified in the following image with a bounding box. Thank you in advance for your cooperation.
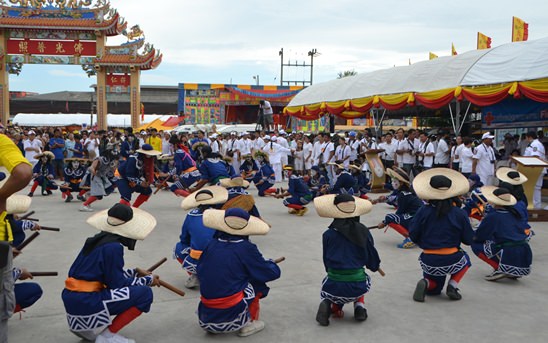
[7,39,96,56]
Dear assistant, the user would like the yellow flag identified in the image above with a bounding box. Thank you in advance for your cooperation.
[477,32,492,50]
[452,43,458,56]
[429,52,438,60]
[512,16,529,42]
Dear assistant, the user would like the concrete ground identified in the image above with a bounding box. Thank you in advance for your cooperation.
[7,184,548,343]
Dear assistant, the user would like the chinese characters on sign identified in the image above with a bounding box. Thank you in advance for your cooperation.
[7,39,97,56]
[8,0,93,9]
[106,74,131,87]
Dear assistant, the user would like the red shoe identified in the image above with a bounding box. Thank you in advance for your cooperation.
[174,189,190,197]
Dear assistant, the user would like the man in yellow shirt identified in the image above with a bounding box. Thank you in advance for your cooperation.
[0,134,32,343]
[146,129,162,152]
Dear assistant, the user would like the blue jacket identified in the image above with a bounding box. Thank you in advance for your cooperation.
[474,209,529,244]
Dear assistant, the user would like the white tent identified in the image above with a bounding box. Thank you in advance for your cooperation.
[288,37,548,107]
[12,113,164,127]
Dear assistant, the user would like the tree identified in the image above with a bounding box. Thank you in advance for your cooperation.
[337,70,358,79]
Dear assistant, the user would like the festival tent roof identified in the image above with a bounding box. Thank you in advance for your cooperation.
[285,37,548,120]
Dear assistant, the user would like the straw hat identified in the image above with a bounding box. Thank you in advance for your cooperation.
[7,195,32,215]
[203,208,270,236]
[181,186,229,210]
[219,176,250,189]
[35,151,55,160]
[136,144,162,157]
[64,157,88,163]
[496,167,528,185]
[481,186,517,206]
[158,154,174,161]
[348,164,361,171]
[314,194,372,219]
[413,168,469,200]
[86,204,156,240]
[386,167,410,184]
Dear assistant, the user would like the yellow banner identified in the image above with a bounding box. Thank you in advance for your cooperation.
[477,32,492,50]
[429,52,438,60]
[452,43,458,56]
[512,16,529,42]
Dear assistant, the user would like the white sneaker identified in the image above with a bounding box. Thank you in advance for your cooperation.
[79,205,94,212]
[95,330,136,343]
[184,274,200,289]
[485,270,507,281]
[238,320,265,337]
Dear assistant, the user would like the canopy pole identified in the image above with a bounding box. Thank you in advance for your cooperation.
[455,101,462,136]
[458,102,472,135]
[448,103,457,135]
[374,109,387,137]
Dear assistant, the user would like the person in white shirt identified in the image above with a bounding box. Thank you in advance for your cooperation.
[23,130,42,167]
[459,137,475,178]
[251,132,265,154]
[378,132,397,169]
[347,131,360,162]
[451,136,463,171]
[303,135,313,171]
[161,132,172,155]
[277,130,290,169]
[312,135,323,166]
[416,132,435,170]
[262,136,292,182]
[320,134,336,185]
[394,129,405,168]
[523,131,546,209]
[472,132,497,186]
[397,129,418,175]
[84,131,100,159]
[227,132,240,172]
[334,136,352,170]
[434,133,450,168]
[239,132,252,159]
[210,134,221,154]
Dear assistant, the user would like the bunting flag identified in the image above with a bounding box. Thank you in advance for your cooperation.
[452,43,458,56]
[429,52,438,60]
[477,32,492,50]
[512,16,529,42]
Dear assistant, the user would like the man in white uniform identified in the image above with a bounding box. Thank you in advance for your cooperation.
[23,130,42,167]
[472,132,497,186]
[524,131,546,209]
[417,132,435,171]
[378,132,397,170]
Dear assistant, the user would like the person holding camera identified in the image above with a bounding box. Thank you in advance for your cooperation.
[416,132,435,173]
[259,100,274,132]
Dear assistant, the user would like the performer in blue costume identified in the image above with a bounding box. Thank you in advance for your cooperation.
[409,168,473,302]
[471,186,533,282]
[61,204,159,343]
[463,173,487,222]
[197,208,280,337]
[170,147,201,197]
[219,176,262,218]
[376,167,423,249]
[117,144,161,208]
[189,146,233,193]
[314,194,381,326]
[61,158,88,202]
[308,165,329,198]
[329,164,357,195]
[251,151,277,197]
[28,151,58,197]
[495,167,532,239]
[276,166,313,216]
[240,154,259,182]
[349,164,370,198]
[174,186,228,289]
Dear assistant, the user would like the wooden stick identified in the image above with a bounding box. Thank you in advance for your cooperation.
[378,268,386,277]
[39,226,61,232]
[367,225,380,230]
[135,268,186,297]
[19,211,35,220]
[16,232,40,251]
[273,257,285,264]
[29,272,58,277]
[147,257,168,273]
[24,217,39,222]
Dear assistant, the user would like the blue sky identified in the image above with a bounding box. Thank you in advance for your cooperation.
[9,0,548,93]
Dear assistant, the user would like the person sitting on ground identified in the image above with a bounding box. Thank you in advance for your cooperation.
[409,168,473,302]
[251,151,277,197]
[197,208,280,337]
[275,166,313,216]
[28,151,58,197]
[471,186,533,282]
[376,167,423,249]
[495,167,532,240]
[314,194,380,326]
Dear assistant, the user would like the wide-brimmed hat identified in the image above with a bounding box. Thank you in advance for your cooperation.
[481,186,517,206]
[65,157,88,163]
[7,195,32,215]
[158,154,174,161]
[136,144,162,157]
[386,167,410,184]
[314,194,372,219]
[181,186,229,210]
[35,151,55,160]
[413,168,469,200]
[203,208,270,236]
[254,151,269,161]
[496,167,528,185]
[86,204,156,240]
[219,176,250,189]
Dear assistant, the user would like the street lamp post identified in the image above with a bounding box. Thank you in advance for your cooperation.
[253,75,260,86]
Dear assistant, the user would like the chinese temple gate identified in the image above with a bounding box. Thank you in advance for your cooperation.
[0,0,162,129]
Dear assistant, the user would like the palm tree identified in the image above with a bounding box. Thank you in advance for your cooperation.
[337,70,358,79]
